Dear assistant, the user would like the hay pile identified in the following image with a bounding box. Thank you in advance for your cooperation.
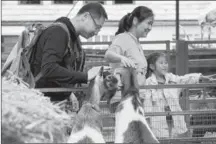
[2,75,74,143]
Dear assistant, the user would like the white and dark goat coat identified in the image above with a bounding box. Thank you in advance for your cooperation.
[114,68,159,144]
[67,67,118,143]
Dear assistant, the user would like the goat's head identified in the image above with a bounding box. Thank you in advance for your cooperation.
[88,66,118,105]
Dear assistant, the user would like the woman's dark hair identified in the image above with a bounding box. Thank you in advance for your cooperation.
[115,6,154,35]
[146,52,167,78]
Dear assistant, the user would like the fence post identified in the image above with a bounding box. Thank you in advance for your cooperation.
[176,40,191,136]
[165,41,171,72]
[176,40,188,75]
[1,36,4,53]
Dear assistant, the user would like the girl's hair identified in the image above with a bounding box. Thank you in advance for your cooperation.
[146,52,167,78]
[115,6,154,35]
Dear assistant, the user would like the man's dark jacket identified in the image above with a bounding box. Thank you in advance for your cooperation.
[30,17,88,101]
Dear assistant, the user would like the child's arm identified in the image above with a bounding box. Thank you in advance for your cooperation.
[168,73,211,84]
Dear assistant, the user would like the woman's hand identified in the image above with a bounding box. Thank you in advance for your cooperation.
[105,51,136,69]
[120,56,136,68]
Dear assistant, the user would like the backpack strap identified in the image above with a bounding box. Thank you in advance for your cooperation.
[49,22,72,50]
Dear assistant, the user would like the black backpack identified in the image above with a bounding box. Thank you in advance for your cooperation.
[2,22,74,88]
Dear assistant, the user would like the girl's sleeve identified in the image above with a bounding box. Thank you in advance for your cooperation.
[168,73,202,84]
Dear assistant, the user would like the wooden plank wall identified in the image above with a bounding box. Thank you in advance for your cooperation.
[2,36,216,75]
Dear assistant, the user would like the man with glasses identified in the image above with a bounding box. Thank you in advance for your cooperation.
[30,2,108,104]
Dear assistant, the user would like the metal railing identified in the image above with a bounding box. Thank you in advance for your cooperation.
[2,37,216,143]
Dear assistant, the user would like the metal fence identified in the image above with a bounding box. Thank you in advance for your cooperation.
[2,37,216,143]
[37,83,216,144]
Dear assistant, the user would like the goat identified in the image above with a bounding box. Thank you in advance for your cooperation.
[67,66,118,143]
[114,68,159,144]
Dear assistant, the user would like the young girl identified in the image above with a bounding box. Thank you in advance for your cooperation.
[143,52,212,138]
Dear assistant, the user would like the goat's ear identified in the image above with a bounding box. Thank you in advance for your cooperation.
[99,66,104,77]
[131,69,139,90]
[102,71,111,79]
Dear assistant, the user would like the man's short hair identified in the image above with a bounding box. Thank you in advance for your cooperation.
[77,2,108,19]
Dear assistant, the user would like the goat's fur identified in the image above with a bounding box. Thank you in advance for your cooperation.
[114,68,159,144]
[67,66,118,143]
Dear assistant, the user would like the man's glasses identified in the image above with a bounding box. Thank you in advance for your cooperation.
[89,12,102,30]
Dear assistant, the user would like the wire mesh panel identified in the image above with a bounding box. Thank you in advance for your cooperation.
[101,101,115,142]
[99,84,216,144]
[189,87,216,139]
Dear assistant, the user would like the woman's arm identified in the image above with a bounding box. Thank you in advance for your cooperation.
[105,50,136,68]
[104,50,122,63]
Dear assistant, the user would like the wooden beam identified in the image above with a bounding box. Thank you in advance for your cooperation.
[2,20,199,27]
[189,59,216,67]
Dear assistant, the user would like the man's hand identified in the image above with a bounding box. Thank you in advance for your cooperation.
[87,66,111,81]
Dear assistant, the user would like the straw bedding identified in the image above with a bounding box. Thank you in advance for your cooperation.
[2,74,74,143]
